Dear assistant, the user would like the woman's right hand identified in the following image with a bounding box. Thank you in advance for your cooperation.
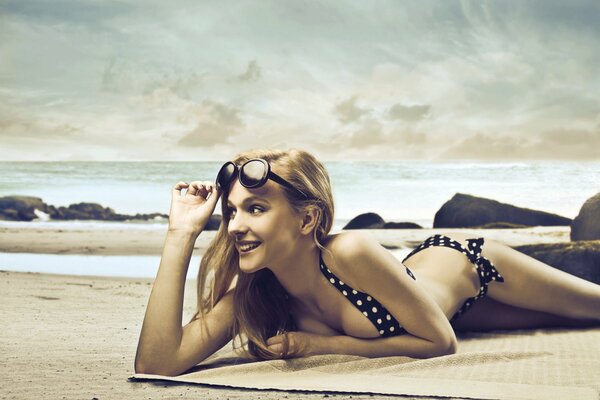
[167,180,221,235]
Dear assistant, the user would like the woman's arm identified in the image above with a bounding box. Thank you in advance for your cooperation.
[135,230,233,376]
[269,330,455,359]
[319,332,456,358]
[135,181,232,376]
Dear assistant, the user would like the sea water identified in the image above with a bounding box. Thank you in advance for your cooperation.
[1,160,598,228]
[1,161,598,277]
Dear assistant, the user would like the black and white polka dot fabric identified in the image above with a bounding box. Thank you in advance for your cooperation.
[402,234,505,321]
[319,253,416,338]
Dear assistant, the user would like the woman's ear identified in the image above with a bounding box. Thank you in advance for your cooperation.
[299,206,320,235]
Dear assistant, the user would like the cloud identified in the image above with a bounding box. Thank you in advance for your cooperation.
[334,96,370,124]
[388,128,428,146]
[541,127,600,146]
[438,127,600,160]
[0,105,81,139]
[101,58,206,97]
[177,101,244,147]
[438,132,528,160]
[387,103,431,122]
[2,1,600,161]
[1,0,134,27]
[348,118,384,147]
[237,60,261,83]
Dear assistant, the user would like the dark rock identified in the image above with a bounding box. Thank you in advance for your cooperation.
[383,222,423,229]
[0,195,186,223]
[51,202,121,221]
[434,193,571,228]
[473,222,531,229]
[0,196,51,221]
[49,202,169,222]
[0,208,20,220]
[128,212,168,222]
[513,241,600,284]
[343,213,385,229]
[204,214,222,231]
[571,192,600,241]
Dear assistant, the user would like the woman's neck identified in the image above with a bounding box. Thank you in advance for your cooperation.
[268,239,325,314]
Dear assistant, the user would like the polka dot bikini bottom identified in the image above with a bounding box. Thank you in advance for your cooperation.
[402,234,505,321]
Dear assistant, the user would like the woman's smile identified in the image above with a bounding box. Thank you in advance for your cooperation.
[239,242,262,254]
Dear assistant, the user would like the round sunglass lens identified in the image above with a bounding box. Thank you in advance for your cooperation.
[216,162,236,190]
[240,160,267,187]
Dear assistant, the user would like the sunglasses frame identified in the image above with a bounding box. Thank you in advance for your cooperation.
[216,158,309,200]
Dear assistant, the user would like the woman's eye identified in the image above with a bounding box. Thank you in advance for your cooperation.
[249,205,264,214]
[227,205,264,217]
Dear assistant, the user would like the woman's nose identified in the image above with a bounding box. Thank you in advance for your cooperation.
[227,212,248,236]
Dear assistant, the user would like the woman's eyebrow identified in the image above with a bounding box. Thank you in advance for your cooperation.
[226,196,270,207]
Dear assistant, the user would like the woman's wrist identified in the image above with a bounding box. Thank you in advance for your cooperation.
[302,333,340,356]
[166,227,201,239]
[317,335,343,355]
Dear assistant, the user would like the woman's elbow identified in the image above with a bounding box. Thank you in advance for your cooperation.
[135,363,180,377]
[134,356,181,377]
[435,336,458,357]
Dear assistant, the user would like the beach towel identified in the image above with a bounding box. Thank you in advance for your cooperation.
[130,327,600,400]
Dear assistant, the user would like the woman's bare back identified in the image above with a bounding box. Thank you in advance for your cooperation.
[403,232,483,318]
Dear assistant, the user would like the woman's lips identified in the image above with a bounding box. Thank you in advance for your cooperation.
[239,242,262,253]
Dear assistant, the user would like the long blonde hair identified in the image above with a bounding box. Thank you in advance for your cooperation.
[190,148,335,359]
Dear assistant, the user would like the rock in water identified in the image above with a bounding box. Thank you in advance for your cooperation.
[0,196,51,221]
[343,212,385,229]
[434,193,571,228]
[571,192,600,241]
[383,222,423,229]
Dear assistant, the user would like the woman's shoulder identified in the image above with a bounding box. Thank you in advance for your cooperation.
[321,230,382,292]
[324,230,378,256]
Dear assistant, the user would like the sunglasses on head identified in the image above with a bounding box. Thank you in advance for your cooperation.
[215,158,309,200]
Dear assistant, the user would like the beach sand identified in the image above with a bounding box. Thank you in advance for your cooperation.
[0,225,573,399]
[0,224,571,255]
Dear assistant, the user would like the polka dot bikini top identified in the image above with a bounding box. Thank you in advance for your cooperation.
[319,251,416,338]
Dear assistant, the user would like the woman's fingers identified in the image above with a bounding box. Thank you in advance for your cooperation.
[174,180,216,199]
[187,181,200,196]
[189,181,212,196]
[267,335,284,354]
[172,181,189,196]
[267,336,281,346]
[172,180,218,201]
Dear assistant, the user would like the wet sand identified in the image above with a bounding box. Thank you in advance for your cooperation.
[0,224,571,255]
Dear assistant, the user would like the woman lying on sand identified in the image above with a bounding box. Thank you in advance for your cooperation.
[135,148,600,376]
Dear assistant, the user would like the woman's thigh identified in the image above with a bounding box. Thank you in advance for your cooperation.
[441,231,600,320]
[450,296,600,332]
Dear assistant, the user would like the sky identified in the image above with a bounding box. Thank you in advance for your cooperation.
[1,0,599,161]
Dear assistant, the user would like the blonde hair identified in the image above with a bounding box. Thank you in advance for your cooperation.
[190,148,335,359]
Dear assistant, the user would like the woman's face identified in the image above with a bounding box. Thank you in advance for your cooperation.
[226,179,302,273]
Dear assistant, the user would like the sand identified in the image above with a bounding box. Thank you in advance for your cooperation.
[1,270,458,400]
[0,224,571,255]
[0,224,573,399]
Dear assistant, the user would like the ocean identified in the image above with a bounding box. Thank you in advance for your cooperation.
[1,161,598,278]
[1,160,598,229]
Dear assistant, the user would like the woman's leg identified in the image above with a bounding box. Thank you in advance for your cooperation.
[479,237,600,321]
[451,296,600,333]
